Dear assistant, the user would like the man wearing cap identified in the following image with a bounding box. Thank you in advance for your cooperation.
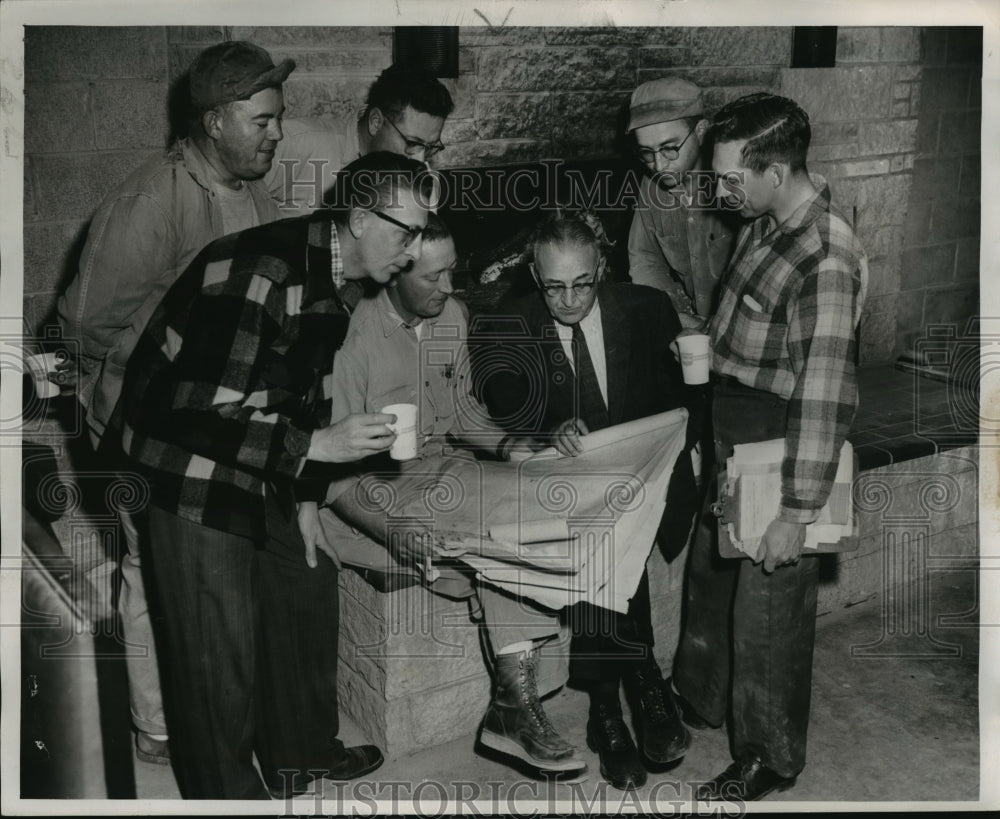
[626,78,738,330]
[266,63,454,217]
[57,40,293,766]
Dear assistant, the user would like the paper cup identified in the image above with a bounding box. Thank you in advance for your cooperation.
[676,333,711,385]
[382,402,419,461]
[24,352,62,399]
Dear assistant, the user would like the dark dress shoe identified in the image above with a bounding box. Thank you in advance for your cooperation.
[696,757,796,802]
[265,745,385,798]
[628,671,691,764]
[586,705,647,791]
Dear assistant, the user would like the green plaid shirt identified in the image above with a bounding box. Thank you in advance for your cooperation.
[709,175,866,524]
[121,216,357,540]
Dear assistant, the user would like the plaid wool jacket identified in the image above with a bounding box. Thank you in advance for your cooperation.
[121,215,355,540]
[709,175,867,524]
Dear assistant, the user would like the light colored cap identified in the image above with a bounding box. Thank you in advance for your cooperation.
[627,77,704,132]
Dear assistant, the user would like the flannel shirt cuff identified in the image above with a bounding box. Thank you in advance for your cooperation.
[777,502,821,525]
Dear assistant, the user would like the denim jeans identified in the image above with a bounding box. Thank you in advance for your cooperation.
[674,377,820,778]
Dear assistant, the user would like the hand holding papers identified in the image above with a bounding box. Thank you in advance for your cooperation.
[716,438,858,560]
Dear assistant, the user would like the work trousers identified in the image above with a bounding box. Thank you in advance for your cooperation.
[146,494,343,799]
[673,377,820,778]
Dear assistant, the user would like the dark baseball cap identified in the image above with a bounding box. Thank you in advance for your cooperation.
[189,41,295,111]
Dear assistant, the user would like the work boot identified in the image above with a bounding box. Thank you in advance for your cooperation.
[586,698,647,791]
[627,665,691,765]
[480,649,586,773]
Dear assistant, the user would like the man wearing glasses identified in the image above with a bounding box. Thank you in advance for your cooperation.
[266,64,453,216]
[471,212,702,791]
[117,153,431,799]
[627,78,738,330]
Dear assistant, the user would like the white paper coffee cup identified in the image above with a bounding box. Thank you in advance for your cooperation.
[676,333,711,385]
[24,352,62,399]
[382,402,419,461]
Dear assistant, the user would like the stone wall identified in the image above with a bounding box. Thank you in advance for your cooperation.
[897,28,982,360]
[22,25,980,367]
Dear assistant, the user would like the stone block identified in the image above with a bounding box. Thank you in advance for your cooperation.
[891,100,909,118]
[890,155,905,173]
[165,27,225,44]
[545,27,685,46]
[389,675,491,759]
[550,91,631,157]
[23,222,89,296]
[938,110,981,157]
[909,156,961,200]
[24,27,166,82]
[902,200,932,245]
[867,255,903,298]
[476,46,635,92]
[921,66,973,112]
[689,27,790,66]
[817,548,881,613]
[168,45,205,81]
[811,142,861,162]
[859,120,918,156]
[954,238,980,280]
[930,198,980,242]
[920,28,949,65]
[337,658,388,749]
[440,75,476,120]
[475,93,551,140]
[837,28,880,63]
[921,284,978,326]
[930,522,978,559]
[895,65,922,83]
[93,80,170,150]
[32,151,153,222]
[273,49,389,77]
[892,82,912,101]
[230,27,388,47]
[900,244,956,290]
[880,28,921,63]
[780,66,892,122]
[914,116,939,154]
[638,48,692,69]
[862,225,901,260]
[896,288,924,336]
[24,83,94,154]
[459,26,547,46]
[280,77,374,119]
[703,84,775,111]
[860,308,897,364]
[855,174,911,227]
[836,157,891,178]
[437,139,551,169]
[441,118,476,146]
[812,122,861,145]
[946,26,984,65]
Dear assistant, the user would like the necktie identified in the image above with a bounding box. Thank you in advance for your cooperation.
[571,322,610,431]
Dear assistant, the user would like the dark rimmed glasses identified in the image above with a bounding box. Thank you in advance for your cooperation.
[370,210,424,248]
[383,116,446,159]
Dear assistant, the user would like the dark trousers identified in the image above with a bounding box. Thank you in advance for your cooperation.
[568,571,656,686]
[146,494,343,799]
[673,378,820,778]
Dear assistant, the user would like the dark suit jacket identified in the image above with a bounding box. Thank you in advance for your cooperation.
[470,282,702,559]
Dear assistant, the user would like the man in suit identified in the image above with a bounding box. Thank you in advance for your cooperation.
[471,212,701,790]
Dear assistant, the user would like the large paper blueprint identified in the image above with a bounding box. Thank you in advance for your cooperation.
[357,409,689,614]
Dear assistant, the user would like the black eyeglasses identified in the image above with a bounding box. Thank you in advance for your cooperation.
[370,210,424,247]
[383,116,446,159]
[532,265,600,298]
[635,125,698,165]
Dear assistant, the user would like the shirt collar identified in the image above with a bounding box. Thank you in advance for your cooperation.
[756,173,832,242]
[375,287,443,338]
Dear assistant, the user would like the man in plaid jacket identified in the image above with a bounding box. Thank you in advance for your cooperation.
[120,153,432,799]
[675,93,867,802]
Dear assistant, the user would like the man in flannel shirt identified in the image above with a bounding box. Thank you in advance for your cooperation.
[119,152,432,799]
[674,93,867,801]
